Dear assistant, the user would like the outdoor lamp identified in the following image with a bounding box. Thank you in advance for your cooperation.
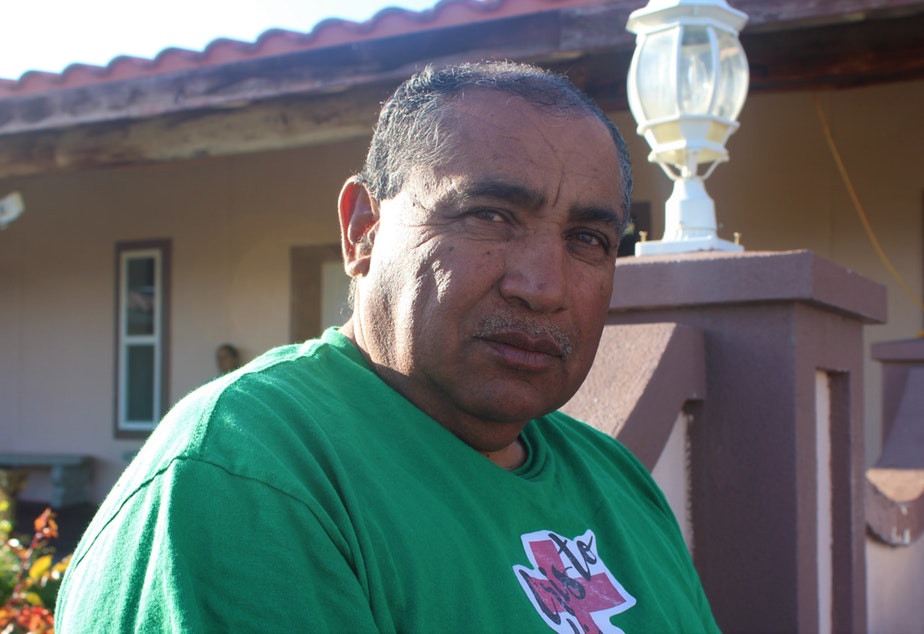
[626,0,749,255]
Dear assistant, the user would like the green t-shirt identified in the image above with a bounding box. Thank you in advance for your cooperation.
[56,329,719,633]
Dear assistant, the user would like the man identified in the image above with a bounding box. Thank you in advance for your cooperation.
[56,61,718,633]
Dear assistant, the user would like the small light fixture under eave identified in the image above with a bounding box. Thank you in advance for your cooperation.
[626,0,749,255]
[0,191,25,229]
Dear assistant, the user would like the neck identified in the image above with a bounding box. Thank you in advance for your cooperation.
[341,317,530,471]
[482,437,528,470]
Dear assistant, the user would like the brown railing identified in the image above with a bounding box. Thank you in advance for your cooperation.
[865,337,924,633]
[867,336,924,546]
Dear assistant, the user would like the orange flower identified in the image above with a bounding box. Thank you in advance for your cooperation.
[33,510,58,542]
[1,508,66,633]
[0,604,55,633]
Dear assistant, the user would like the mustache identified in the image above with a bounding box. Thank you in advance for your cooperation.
[473,315,574,358]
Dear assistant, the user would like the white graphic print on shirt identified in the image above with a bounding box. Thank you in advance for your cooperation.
[513,529,636,634]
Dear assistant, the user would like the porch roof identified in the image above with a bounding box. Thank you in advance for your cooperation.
[0,0,921,178]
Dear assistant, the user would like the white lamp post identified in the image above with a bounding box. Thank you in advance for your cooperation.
[626,0,749,255]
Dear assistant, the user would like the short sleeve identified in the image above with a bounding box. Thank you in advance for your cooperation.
[56,458,380,633]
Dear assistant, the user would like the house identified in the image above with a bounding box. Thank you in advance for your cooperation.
[0,0,921,630]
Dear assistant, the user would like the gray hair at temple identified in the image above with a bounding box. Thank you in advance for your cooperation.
[356,60,634,227]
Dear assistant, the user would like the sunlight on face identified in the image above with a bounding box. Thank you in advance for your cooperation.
[351,89,625,451]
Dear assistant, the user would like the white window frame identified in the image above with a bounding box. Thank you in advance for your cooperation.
[115,240,170,436]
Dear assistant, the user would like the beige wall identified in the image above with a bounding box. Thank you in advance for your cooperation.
[0,137,367,501]
[0,79,920,503]
[867,537,924,633]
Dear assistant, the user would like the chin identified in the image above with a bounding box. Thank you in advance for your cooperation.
[472,393,567,425]
[516,379,581,413]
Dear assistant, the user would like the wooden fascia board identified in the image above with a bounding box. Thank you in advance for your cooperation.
[734,0,924,29]
[0,86,391,178]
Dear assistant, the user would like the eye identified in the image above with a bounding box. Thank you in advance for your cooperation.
[569,229,612,253]
[455,206,516,241]
[467,208,507,223]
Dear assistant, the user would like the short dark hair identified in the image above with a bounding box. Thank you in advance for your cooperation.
[217,343,239,360]
[356,60,633,227]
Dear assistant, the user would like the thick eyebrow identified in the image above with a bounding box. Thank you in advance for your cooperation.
[458,179,546,210]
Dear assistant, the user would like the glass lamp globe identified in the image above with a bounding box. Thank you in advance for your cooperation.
[626,0,749,255]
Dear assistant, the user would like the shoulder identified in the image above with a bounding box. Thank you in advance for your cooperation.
[530,410,669,505]
[106,330,372,508]
[183,329,366,437]
[68,331,372,563]
[533,410,640,465]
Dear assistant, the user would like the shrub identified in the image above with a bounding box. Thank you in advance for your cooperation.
[0,503,70,634]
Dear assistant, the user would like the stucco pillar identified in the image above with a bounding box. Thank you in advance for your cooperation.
[607,250,886,634]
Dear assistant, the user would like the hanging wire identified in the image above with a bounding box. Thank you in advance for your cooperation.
[813,93,924,325]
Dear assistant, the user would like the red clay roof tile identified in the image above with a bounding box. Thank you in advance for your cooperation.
[0,0,604,98]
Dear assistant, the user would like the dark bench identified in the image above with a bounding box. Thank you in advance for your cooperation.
[0,453,93,508]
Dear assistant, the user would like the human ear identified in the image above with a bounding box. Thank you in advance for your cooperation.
[338,178,379,278]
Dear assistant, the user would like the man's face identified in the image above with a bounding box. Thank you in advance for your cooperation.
[346,89,625,452]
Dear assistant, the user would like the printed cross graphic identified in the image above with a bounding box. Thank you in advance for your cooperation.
[514,530,635,634]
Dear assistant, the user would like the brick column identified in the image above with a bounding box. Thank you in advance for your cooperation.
[607,250,886,634]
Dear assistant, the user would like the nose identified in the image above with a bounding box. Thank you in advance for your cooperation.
[498,234,568,313]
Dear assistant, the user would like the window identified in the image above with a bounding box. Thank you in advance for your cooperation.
[290,245,352,342]
[115,240,170,436]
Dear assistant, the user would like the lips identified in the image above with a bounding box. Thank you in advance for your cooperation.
[483,329,564,358]
[476,327,569,372]
[471,314,574,372]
